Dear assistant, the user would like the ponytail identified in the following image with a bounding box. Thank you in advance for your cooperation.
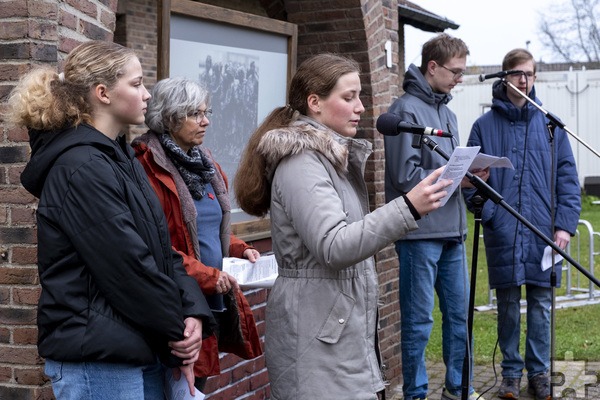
[234,106,295,217]
[7,67,90,131]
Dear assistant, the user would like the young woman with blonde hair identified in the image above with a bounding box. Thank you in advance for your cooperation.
[8,40,214,399]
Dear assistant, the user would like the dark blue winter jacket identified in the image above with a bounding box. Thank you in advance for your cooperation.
[465,81,581,289]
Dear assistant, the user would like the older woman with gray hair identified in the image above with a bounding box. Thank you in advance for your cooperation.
[132,77,262,390]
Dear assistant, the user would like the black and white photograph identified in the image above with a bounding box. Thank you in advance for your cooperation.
[170,14,289,221]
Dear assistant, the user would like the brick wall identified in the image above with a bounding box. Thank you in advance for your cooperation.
[1,0,405,398]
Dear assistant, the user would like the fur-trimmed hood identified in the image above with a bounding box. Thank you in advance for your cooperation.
[257,116,372,181]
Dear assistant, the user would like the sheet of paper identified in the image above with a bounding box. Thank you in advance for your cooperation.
[469,153,514,171]
[541,245,564,271]
[436,146,480,207]
[164,368,205,400]
[223,253,279,289]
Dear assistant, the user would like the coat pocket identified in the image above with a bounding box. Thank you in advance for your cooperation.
[316,291,355,344]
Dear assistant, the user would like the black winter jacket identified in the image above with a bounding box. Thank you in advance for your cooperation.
[21,124,215,367]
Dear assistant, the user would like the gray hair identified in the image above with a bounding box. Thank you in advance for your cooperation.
[145,77,210,133]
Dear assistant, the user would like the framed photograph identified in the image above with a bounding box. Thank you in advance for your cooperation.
[158,0,297,240]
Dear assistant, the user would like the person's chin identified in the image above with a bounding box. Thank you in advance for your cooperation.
[133,116,145,125]
[341,129,357,138]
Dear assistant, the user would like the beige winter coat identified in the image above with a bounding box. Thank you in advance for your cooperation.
[258,116,418,400]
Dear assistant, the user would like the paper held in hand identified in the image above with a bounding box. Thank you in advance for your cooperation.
[164,368,205,400]
[223,253,279,289]
[436,146,514,207]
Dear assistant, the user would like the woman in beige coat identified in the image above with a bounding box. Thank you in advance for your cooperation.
[235,53,451,400]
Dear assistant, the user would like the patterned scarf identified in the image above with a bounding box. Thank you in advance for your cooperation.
[158,133,215,200]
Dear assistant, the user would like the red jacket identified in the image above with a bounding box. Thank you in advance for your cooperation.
[132,133,262,377]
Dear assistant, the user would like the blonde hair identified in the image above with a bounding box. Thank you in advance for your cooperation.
[235,53,360,217]
[7,40,137,131]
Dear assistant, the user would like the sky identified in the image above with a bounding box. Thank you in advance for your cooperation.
[404,0,559,67]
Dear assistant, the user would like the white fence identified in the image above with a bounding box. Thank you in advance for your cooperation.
[476,219,600,311]
[448,67,600,186]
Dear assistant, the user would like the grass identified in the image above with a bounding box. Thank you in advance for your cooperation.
[425,195,600,365]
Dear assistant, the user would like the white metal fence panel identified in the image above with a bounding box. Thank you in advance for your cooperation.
[447,68,600,185]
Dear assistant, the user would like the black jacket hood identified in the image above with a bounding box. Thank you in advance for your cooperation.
[21,124,125,198]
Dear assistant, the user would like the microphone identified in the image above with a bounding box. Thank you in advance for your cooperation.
[376,113,453,138]
[478,70,522,82]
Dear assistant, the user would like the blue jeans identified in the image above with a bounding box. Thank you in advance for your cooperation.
[397,239,471,399]
[496,285,551,380]
[44,359,165,400]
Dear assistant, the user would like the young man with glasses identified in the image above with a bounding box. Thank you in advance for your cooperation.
[464,48,580,400]
[384,33,488,400]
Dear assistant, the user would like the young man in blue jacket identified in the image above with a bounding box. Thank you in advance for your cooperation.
[465,48,581,400]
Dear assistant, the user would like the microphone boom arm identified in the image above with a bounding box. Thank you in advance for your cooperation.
[420,135,600,288]
[504,81,600,158]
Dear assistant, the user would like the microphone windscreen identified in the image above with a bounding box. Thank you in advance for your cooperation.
[376,113,401,136]
[478,74,485,82]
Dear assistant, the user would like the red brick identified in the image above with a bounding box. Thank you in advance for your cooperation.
[0,327,9,343]
[0,366,11,383]
[31,43,58,62]
[66,0,97,19]
[28,20,58,41]
[219,352,243,370]
[0,42,31,60]
[0,344,42,365]
[13,287,40,306]
[8,165,27,185]
[32,385,55,400]
[231,361,257,383]
[6,125,30,142]
[14,367,48,385]
[0,227,37,246]
[248,369,269,390]
[0,187,36,204]
[204,371,232,394]
[0,306,37,325]
[0,207,7,224]
[0,287,9,305]
[11,207,36,226]
[0,21,28,40]
[0,386,49,400]
[59,9,78,30]
[100,9,116,31]
[0,1,28,18]
[0,266,39,284]
[243,288,267,305]
[58,37,83,55]
[11,246,38,265]
[13,327,38,345]
[27,0,58,19]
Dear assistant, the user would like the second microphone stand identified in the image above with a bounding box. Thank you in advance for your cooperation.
[417,135,600,400]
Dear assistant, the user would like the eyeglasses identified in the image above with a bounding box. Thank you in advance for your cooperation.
[439,64,466,80]
[188,109,213,123]
[508,71,536,78]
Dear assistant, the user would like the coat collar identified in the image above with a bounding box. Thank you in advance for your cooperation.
[257,115,372,180]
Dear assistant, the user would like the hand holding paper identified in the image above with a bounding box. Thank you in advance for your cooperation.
[436,147,515,207]
[436,146,480,206]
[223,254,279,289]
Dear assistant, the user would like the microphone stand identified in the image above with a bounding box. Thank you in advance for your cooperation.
[417,135,600,400]
[461,193,485,400]
[546,122,558,399]
[503,81,600,158]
